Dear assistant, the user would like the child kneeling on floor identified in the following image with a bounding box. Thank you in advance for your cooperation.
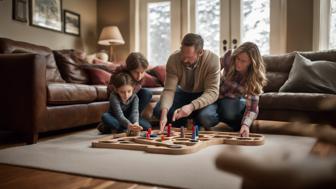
[97,72,151,134]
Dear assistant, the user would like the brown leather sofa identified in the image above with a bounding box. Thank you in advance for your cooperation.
[0,38,162,144]
[259,50,336,125]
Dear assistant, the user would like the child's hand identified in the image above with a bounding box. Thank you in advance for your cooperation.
[128,123,143,132]
[240,125,250,137]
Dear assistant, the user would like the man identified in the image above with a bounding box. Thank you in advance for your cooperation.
[153,33,220,132]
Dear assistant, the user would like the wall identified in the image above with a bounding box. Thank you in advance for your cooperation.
[286,0,314,52]
[97,0,130,62]
[0,0,97,53]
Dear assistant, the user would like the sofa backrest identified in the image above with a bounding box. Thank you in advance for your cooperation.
[0,38,65,83]
[262,49,336,92]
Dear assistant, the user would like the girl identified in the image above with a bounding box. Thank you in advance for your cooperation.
[218,42,267,137]
[98,72,151,133]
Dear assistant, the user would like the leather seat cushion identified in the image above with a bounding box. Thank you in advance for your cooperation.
[47,83,97,105]
[260,92,336,111]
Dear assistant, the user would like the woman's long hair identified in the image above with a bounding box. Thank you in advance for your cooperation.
[225,42,267,95]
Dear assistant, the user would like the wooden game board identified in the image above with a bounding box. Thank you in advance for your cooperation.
[92,130,265,155]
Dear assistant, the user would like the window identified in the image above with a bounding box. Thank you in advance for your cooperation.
[195,0,220,55]
[330,0,336,49]
[147,2,171,65]
[132,0,286,59]
[313,0,336,50]
[242,0,270,54]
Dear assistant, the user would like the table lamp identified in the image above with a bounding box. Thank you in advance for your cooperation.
[98,26,125,62]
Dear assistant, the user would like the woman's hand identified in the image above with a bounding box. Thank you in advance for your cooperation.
[240,124,250,137]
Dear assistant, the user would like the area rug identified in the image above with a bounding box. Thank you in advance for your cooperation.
[0,129,316,189]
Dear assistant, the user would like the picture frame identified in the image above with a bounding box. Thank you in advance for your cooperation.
[29,0,62,32]
[12,0,28,22]
[64,10,80,36]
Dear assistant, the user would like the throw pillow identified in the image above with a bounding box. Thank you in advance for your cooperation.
[53,50,90,84]
[142,72,162,87]
[86,68,111,85]
[147,65,166,85]
[279,53,336,94]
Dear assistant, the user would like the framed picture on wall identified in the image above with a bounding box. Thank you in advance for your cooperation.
[64,10,80,36]
[29,0,62,32]
[12,0,28,22]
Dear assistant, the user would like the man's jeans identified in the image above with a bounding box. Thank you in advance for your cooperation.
[153,87,219,129]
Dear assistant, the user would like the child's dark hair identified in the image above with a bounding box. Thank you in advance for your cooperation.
[111,72,135,89]
[126,52,149,71]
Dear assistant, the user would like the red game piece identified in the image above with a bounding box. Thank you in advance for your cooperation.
[146,131,150,139]
[161,135,165,142]
[148,128,152,135]
[167,124,171,137]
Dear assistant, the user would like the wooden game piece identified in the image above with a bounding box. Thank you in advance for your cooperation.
[148,128,152,135]
[146,131,150,140]
[195,125,199,138]
[180,126,185,138]
[161,135,165,142]
[187,119,193,130]
[191,125,197,141]
[167,124,172,137]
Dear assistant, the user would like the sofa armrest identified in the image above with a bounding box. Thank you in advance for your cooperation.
[0,53,47,134]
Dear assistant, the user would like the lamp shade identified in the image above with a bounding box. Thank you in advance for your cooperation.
[98,26,125,46]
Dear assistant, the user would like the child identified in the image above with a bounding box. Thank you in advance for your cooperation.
[107,52,153,115]
[218,42,267,137]
[98,72,151,133]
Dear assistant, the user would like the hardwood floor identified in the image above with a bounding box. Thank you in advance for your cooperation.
[1,125,335,189]
[0,164,168,189]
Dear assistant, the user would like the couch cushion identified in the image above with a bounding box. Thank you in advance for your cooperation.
[262,52,295,92]
[47,83,97,105]
[279,53,336,94]
[53,50,90,84]
[0,38,65,83]
[260,92,336,111]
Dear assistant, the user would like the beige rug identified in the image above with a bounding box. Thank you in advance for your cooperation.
[0,129,316,189]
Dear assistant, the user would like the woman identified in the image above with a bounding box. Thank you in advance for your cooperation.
[218,42,267,137]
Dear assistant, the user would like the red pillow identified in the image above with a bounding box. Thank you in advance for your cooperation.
[142,72,161,87]
[87,68,111,85]
[147,65,166,85]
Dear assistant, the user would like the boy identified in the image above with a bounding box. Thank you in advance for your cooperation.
[97,72,151,133]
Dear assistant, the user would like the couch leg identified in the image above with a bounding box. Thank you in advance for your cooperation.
[25,132,38,144]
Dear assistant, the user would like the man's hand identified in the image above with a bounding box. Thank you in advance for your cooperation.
[172,104,194,121]
[159,108,168,133]
[239,124,250,137]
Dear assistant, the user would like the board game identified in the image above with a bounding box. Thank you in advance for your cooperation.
[92,125,265,155]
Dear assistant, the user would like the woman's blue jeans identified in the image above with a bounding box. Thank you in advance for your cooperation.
[217,97,246,131]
